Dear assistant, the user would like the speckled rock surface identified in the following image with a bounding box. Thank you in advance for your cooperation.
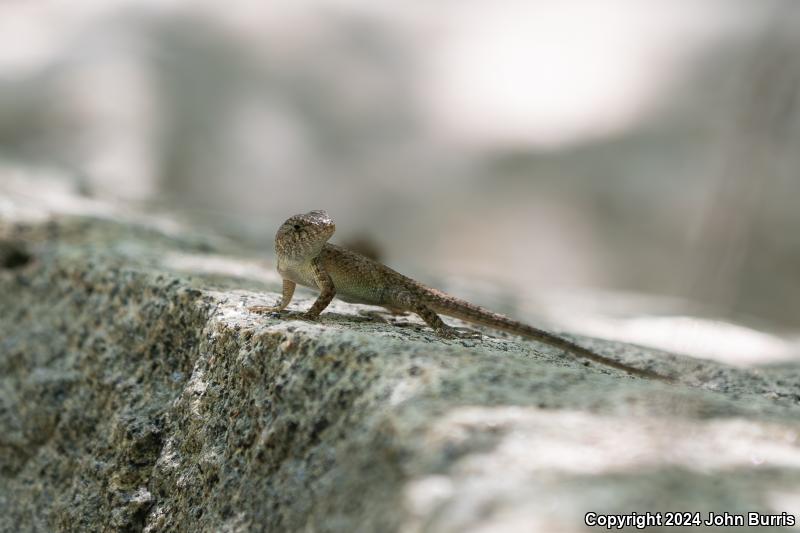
[1,178,800,532]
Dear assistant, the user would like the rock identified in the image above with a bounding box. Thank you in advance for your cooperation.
[1,174,799,532]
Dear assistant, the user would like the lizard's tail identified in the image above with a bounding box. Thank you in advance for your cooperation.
[424,289,672,382]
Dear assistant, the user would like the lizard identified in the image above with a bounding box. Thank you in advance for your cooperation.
[250,210,673,382]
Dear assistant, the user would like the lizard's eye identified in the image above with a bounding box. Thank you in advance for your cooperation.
[293,224,301,230]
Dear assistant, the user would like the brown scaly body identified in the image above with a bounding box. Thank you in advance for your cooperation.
[251,210,672,382]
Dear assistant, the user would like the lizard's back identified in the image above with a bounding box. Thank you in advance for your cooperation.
[320,244,422,305]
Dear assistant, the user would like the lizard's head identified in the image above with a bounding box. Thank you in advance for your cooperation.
[275,210,336,259]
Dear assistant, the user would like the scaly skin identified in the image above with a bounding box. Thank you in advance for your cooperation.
[250,210,673,382]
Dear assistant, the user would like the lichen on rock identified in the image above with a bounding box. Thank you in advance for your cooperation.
[1,177,799,532]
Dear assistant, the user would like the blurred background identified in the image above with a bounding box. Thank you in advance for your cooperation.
[1,0,799,352]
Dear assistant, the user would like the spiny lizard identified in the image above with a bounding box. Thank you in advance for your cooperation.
[250,210,672,381]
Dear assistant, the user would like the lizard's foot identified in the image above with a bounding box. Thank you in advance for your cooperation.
[252,308,320,322]
[434,326,483,340]
[248,305,283,315]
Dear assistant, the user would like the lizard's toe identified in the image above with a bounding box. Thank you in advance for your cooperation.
[435,326,482,340]
[248,305,282,315]
[454,327,483,340]
[435,327,456,339]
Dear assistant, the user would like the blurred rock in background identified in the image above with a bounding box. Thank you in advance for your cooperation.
[1,0,799,333]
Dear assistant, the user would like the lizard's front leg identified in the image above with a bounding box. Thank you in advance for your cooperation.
[250,278,295,314]
[303,257,336,319]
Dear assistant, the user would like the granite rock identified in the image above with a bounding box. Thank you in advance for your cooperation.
[1,176,799,532]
